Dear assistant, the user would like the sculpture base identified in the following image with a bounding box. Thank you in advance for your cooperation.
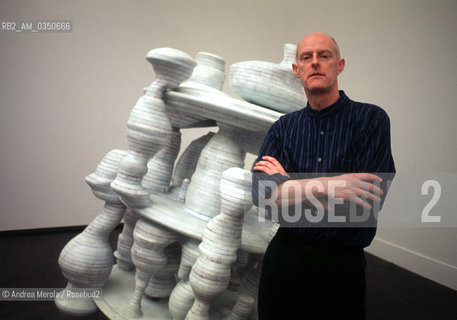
[96,265,243,320]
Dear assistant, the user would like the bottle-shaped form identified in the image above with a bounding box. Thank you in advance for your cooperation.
[111,48,196,208]
[165,51,226,129]
[142,129,181,193]
[279,43,297,67]
[184,125,246,221]
[186,168,253,320]
[182,52,226,91]
[56,149,127,315]
[114,208,140,271]
[229,43,305,113]
[144,242,181,299]
[127,218,180,318]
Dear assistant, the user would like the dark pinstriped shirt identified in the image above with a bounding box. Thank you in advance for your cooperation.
[252,91,395,248]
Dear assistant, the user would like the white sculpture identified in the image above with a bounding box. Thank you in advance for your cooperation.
[114,208,140,271]
[187,168,253,320]
[56,149,127,315]
[56,44,297,319]
[169,238,199,320]
[110,48,197,208]
[230,43,304,113]
[128,219,181,318]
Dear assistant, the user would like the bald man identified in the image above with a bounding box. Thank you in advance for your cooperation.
[252,33,395,319]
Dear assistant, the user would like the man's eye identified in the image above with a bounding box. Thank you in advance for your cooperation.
[302,56,310,61]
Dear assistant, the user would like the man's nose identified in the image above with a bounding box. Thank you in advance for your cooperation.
[311,54,319,66]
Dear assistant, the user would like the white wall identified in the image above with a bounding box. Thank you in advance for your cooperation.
[1,0,456,289]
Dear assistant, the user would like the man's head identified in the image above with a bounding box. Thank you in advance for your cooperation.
[292,32,345,97]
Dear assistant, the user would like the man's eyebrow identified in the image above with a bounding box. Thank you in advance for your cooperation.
[299,51,312,57]
[299,49,333,57]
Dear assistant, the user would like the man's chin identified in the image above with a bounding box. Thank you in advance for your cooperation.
[306,87,332,95]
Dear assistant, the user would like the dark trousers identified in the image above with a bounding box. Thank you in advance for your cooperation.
[258,228,366,320]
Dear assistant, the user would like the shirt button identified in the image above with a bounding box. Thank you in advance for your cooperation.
[317,157,322,162]
[320,131,324,135]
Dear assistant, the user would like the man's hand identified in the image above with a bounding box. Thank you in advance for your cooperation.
[319,173,383,209]
[254,156,290,178]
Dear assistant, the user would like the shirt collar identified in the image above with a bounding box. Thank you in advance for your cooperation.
[305,90,348,119]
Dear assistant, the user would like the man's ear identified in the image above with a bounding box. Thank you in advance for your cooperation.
[292,63,300,77]
[337,58,345,75]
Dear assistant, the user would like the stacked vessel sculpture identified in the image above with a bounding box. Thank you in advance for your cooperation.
[56,44,302,319]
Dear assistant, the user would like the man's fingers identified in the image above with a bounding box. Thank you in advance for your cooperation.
[262,156,281,166]
[356,188,381,203]
[255,161,272,168]
[254,157,289,177]
[253,165,271,174]
[254,161,277,173]
[255,161,279,171]
[359,181,383,196]
[352,173,382,182]
[262,156,287,169]
[351,195,373,209]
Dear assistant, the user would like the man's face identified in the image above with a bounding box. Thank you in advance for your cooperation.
[292,33,345,95]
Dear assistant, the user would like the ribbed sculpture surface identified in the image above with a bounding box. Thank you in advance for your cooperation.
[128,219,180,318]
[186,168,253,320]
[230,43,304,113]
[56,149,127,315]
[114,208,140,271]
[56,44,286,320]
[184,125,246,221]
[169,238,200,320]
[111,48,197,208]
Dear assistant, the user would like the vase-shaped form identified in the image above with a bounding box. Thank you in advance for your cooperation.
[111,48,196,208]
[166,51,225,129]
[142,129,181,193]
[184,125,246,221]
[114,208,140,271]
[229,43,305,113]
[144,242,181,299]
[186,168,253,320]
[182,52,226,91]
[56,149,126,315]
[279,43,297,67]
[127,218,181,318]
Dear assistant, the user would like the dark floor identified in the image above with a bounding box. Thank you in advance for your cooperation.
[0,226,456,320]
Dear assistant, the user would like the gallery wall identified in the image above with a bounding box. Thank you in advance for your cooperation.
[0,0,456,289]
